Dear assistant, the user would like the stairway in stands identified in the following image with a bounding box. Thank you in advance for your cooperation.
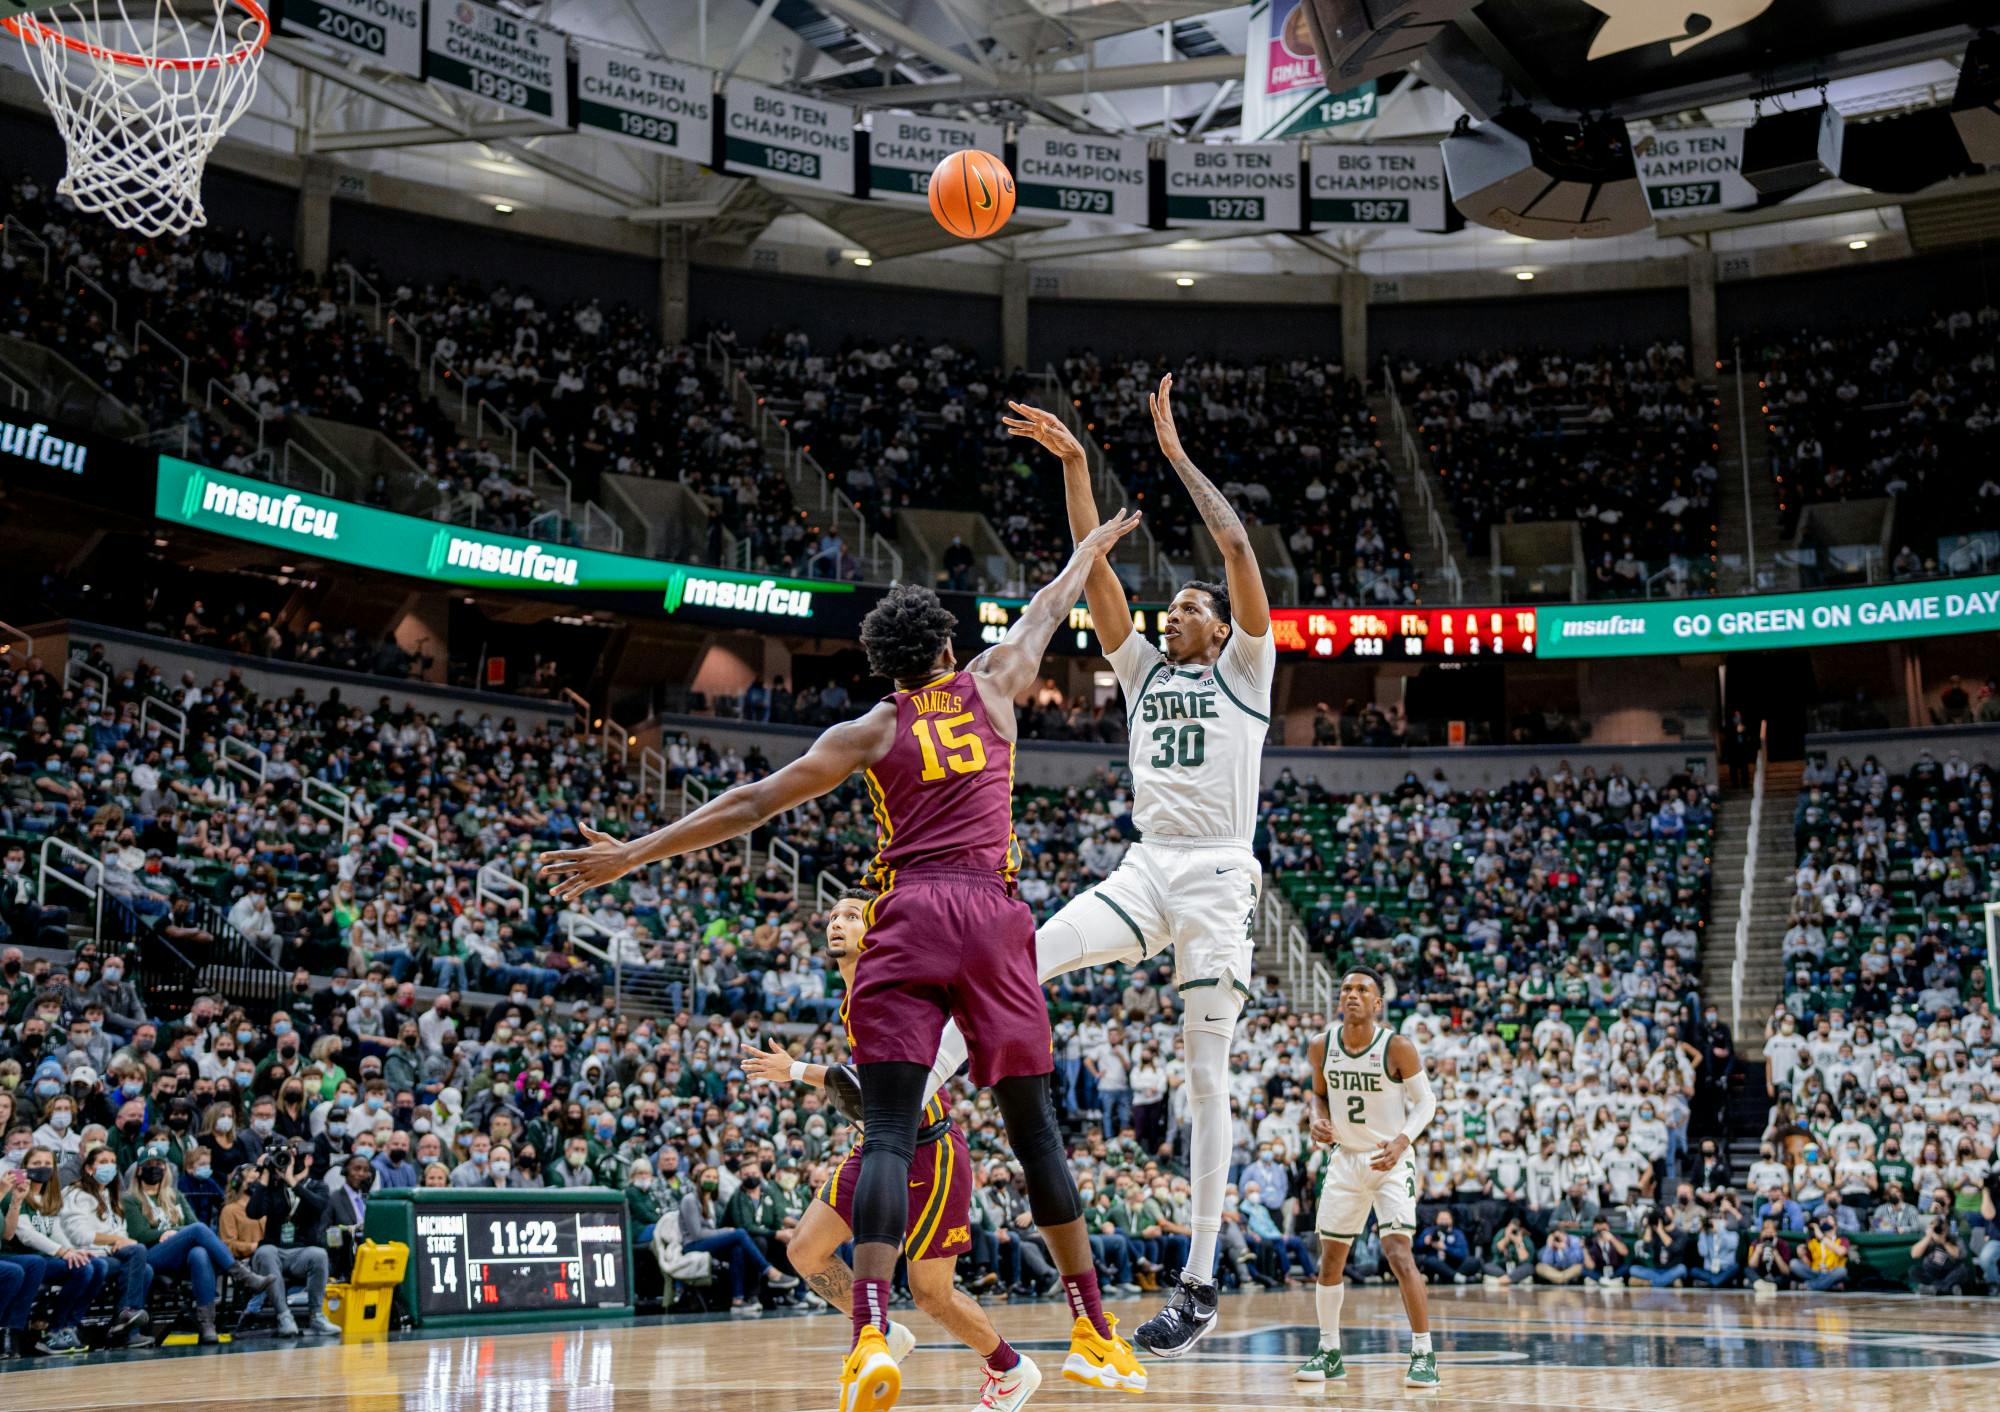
[1736,758,1805,1058]
[1715,373,1783,593]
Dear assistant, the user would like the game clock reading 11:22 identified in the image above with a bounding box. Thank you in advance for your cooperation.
[415,1207,629,1316]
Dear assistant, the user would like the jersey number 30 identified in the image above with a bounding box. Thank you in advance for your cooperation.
[1147,722,1206,769]
[913,713,988,781]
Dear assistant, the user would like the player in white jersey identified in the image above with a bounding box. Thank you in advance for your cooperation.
[977,376,1272,1359]
[1297,965,1440,1388]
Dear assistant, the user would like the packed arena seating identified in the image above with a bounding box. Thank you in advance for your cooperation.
[1394,343,1721,597]
[1755,306,2000,557]
[1060,352,1414,607]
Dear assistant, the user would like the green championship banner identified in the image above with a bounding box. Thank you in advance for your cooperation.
[574,41,713,162]
[1308,142,1449,229]
[153,458,850,627]
[424,0,567,120]
[1014,128,1149,224]
[866,113,1005,207]
[1164,141,1300,231]
[1632,126,1756,214]
[722,80,856,194]
[1538,575,2000,659]
[274,0,424,79]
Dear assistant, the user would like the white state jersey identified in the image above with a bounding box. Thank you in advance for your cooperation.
[1106,625,1275,846]
[1322,1023,1409,1151]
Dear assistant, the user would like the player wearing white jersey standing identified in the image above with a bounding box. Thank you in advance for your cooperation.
[982,374,1273,1358]
[1296,965,1439,1388]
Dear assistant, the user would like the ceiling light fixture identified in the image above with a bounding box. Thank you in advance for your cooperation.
[1175,275,1195,287]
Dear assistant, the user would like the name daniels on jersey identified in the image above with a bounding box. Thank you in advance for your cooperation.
[1325,1069,1385,1093]
[1139,689,1218,723]
[909,688,966,715]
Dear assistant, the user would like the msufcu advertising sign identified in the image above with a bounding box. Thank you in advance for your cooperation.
[0,413,151,505]
[154,458,851,628]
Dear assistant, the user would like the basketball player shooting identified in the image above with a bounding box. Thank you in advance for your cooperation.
[538,509,1148,1412]
[1297,965,1439,1388]
[951,373,1272,1358]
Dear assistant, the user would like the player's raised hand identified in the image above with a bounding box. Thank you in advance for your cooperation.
[738,1039,795,1085]
[1075,506,1143,561]
[1369,1132,1412,1172]
[1002,400,1086,461]
[1310,1116,1336,1148]
[536,821,635,902]
[1149,371,1190,467]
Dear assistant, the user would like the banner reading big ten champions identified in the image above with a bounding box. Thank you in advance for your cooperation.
[276,0,424,79]
[1308,143,1448,229]
[722,80,856,194]
[1164,142,1300,231]
[1013,129,1149,224]
[1632,127,1757,215]
[574,41,712,163]
[866,114,1006,206]
[424,0,568,120]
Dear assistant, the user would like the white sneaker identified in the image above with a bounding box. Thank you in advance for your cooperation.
[307,1314,341,1337]
[888,1321,917,1363]
[1752,1279,1777,1295]
[975,1354,1042,1411]
[1481,1275,1503,1288]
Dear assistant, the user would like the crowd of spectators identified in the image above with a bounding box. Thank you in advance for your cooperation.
[1395,342,1720,598]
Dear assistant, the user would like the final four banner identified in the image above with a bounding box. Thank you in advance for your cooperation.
[574,43,712,163]
[722,80,857,194]
[1308,143,1449,229]
[1242,0,1379,139]
[423,0,568,120]
[1014,128,1149,224]
[1164,142,1301,231]
[866,114,1006,207]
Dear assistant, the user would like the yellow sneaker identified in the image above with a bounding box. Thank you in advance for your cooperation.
[1061,1313,1147,1393]
[839,1325,903,1412]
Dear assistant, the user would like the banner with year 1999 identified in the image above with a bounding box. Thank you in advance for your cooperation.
[275,0,424,79]
[722,80,857,194]
[866,113,1005,207]
[1013,129,1149,225]
[573,41,712,163]
[424,0,568,121]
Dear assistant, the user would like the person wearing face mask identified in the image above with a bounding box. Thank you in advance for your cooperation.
[56,1144,157,1344]
[122,1148,280,1343]
[2,1145,112,1354]
[87,957,147,1041]
[32,1092,83,1159]
[372,1131,417,1191]
[677,1163,799,1312]
[234,1143,340,1336]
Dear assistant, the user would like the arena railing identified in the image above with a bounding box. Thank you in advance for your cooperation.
[64,649,106,700]
[1379,359,1464,604]
[765,836,802,901]
[2,218,51,281]
[388,813,443,873]
[133,320,189,404]
[302,776,355,833]
[0,364,30,411]
[37,836,105,943]
[138,694,185,750]
[218,735,266,789]
[1731,722,1767,1038]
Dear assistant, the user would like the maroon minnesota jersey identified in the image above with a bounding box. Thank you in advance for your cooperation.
[861,669,1021,892]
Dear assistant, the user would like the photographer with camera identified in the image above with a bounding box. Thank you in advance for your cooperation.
[1788,1212,1850,1292]
[1910,1211,1971,1296]
[1690,1211,1741,1288]
[239,1140,338,1336]
[1482,1217,1538,1287]
[1626,1208,1686,1288]
[1746,1216,1795,1293]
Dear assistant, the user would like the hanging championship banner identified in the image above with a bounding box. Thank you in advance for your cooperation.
[275,0,424,79]
[1633,127,1757,214]
[1308,143,1448,229]
[1164,142,1300,230]
[1243,0,1377,138]
[1014,129,1149,224]
[424,0,568,120]
[722,80,857,194]
[574,42,713,162]
[866,114,1006,207]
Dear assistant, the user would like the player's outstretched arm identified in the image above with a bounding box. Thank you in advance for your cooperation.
[970,507,1143,697]
[741,1039,827,1089]
[1002,400,1132,655]
[1149,372,1270,637]
[537,708,892,901]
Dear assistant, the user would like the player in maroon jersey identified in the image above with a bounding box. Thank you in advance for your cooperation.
[539,508,1147,1412]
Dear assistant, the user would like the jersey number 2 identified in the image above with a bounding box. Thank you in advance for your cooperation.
[1346,1095,1365,1125]
[1147,722,1206,769]
[913,713,987,781]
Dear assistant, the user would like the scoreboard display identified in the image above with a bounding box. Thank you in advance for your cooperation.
[1272,607,1540,660]
[365,1188,635,1328]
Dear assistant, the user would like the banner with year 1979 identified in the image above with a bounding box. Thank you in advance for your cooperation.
[1013,128,1149,225]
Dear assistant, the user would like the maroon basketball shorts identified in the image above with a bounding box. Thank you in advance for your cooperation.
[815,1126,974,1260]
[848,867,1052,1086]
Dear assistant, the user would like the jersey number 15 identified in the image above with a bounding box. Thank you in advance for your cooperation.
[913,713,988,781]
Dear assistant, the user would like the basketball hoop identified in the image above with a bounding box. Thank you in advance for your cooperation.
[2,0,269,235]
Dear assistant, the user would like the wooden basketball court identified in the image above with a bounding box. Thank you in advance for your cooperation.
[4,1286,1993,1412]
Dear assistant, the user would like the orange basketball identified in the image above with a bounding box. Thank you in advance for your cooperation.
[928,149,1016,239]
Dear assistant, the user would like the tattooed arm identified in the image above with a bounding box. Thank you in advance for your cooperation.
[1149,371,1271,636]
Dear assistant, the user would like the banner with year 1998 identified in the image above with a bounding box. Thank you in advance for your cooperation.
[722,80,856,194]
[424,0,568,120]
[1014,129,1149,224]
[574,41,712,163]
[866,114,1005,207]
[1308,143,1448,229]
[275,0,423,79]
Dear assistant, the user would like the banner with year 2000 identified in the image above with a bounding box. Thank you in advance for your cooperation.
[866,114,1005,207]
[275,0,424,79]
[573,41,713,164]
[424,0,568,120]
[722,80,857,195]
[1013,129,1149,225]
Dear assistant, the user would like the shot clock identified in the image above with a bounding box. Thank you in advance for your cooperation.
[364,1188,635,1328]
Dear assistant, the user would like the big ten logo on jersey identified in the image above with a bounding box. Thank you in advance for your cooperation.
[909,685,987,781]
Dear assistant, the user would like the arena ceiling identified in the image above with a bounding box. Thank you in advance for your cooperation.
[0,1,1989,275]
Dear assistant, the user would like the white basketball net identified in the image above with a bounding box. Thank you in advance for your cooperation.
[5,1,268,235]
